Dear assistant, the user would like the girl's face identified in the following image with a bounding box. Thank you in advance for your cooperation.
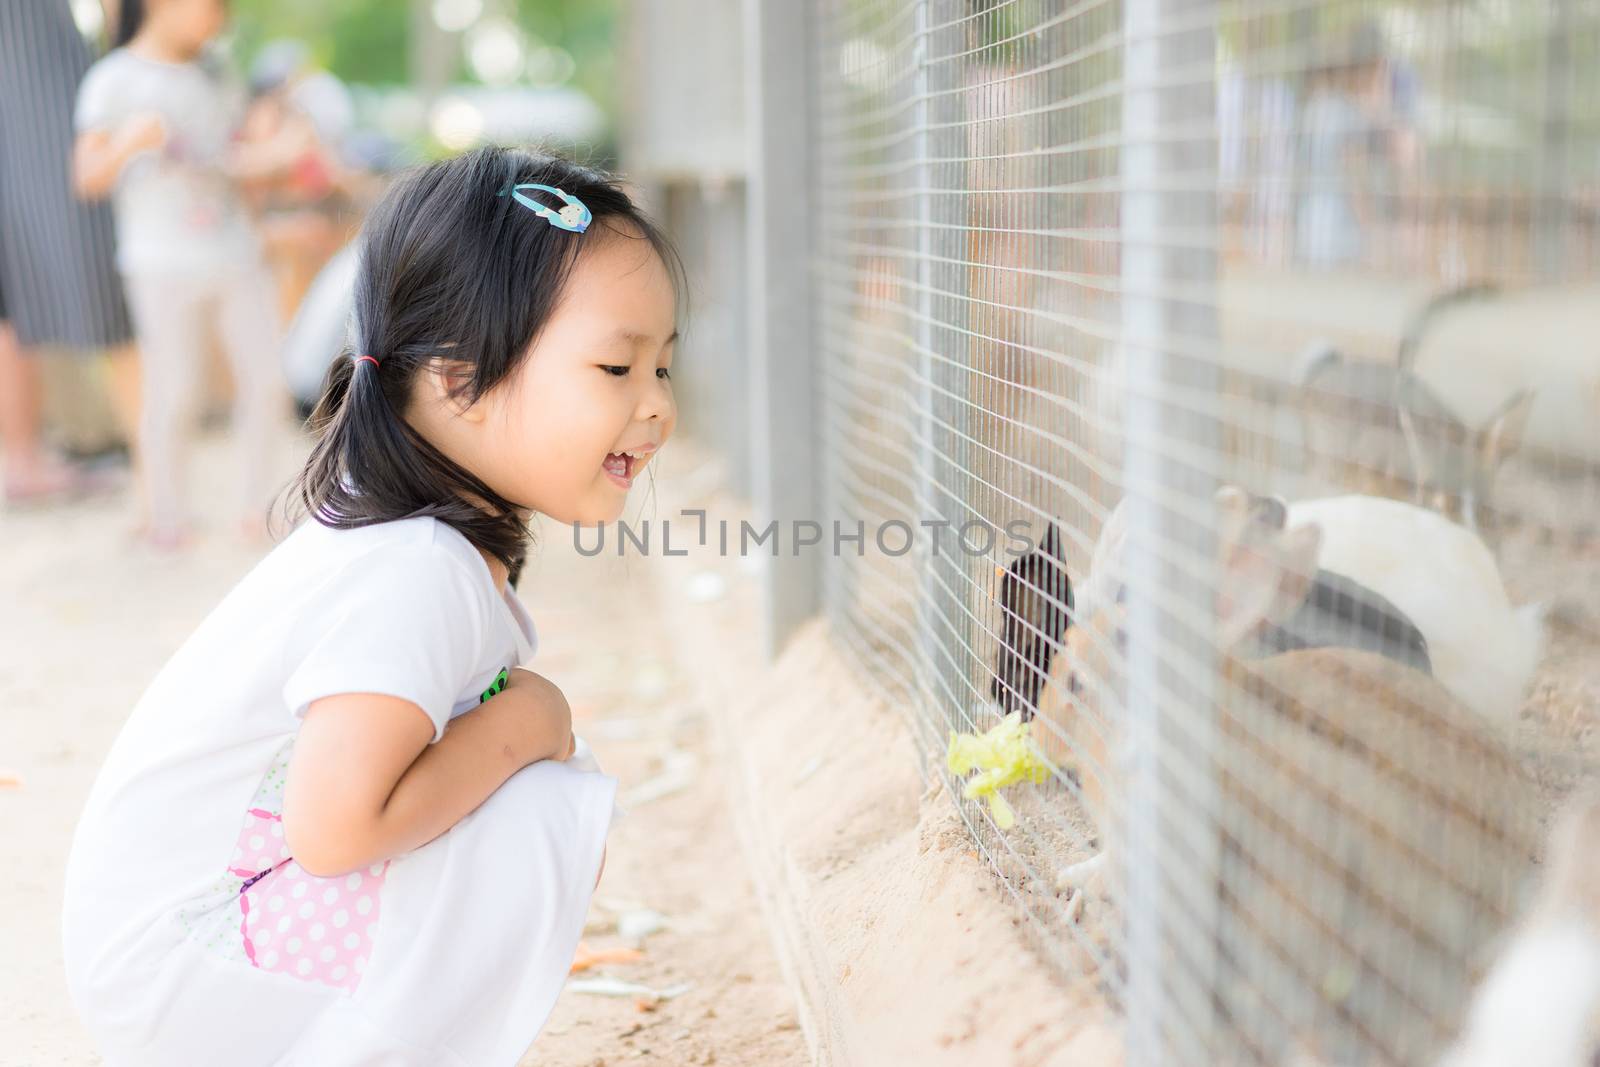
[146,0,226,56]
[425,226,679,528]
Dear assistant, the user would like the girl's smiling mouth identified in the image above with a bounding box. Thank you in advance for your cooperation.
[602,443,657,488]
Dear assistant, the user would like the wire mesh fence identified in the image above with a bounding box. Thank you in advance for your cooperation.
[809,1,1600,1063]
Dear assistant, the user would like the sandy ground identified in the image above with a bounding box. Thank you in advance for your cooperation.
[0,428,804,1066]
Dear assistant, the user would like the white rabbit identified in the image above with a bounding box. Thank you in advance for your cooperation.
[1286,494,1545,723]
[1437,789,1600,1067]
[1077,488,1435,676]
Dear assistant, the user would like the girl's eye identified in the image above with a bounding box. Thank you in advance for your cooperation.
[600,364,671,380]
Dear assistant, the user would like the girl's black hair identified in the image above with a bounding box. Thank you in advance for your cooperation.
[114,0,143,47]
[280,145,686,588]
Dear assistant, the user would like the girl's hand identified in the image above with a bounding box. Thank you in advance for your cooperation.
[499,667,574,765]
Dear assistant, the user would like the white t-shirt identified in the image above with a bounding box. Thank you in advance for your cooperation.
[74,47,263,275]
[61,514,545,984]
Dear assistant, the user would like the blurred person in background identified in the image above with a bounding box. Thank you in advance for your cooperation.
[1295,26,1384,270]
[279,134,411,422]
[74,0,305,551]
[1364,23,1425,271]
[1218,33,1297,267]
[0,0,141,507]
[239,40,361,324]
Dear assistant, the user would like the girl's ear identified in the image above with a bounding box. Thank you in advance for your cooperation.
[421,359,485,422]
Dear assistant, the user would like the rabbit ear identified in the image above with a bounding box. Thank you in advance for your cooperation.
[1044,520,1069,565]
[1215,486,1251,556]
[1215,485,1250,524]
[1217,521,1323,650]
[1270,523,1323,623]
[1478,388,1535,471]
[1083,497,1132,621]
[1215,484,1275,559]
[1295,339,1342,386]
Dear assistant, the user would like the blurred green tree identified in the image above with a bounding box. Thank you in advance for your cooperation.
[228,0,619,111]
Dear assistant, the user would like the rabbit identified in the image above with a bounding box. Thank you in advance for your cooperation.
[1437,788,1600,1067]
[990,521,1073,719]
[1100,488,1548,723]
[1078,489,1435,678]
[1035,484,1367,861]
[1033,487,1434,840]
[1036,485,1425,868]
[1286,493,1545,724]
[1298,283,1535,544]
[1037,486,1538,1066]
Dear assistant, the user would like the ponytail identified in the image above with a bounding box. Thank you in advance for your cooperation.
[290,348,532,586]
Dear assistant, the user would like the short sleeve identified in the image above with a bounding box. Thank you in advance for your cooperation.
[281,545,490,744]
[75,59,123,132]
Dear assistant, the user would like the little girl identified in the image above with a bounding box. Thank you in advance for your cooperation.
[60,145,684,1065]
[73,0,302,550]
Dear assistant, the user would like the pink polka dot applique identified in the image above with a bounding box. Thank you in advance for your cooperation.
[240,857,390,994]
[183,738,389,992]
[226,808,291,881]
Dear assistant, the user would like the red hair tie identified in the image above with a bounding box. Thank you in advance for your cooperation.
[355,355,379,369]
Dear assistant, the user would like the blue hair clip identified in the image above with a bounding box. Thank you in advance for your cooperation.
[498,182,592,233]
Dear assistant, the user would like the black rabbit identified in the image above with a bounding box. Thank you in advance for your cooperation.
[990,521,1073,719]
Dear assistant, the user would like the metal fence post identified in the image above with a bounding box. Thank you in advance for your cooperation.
[1536,0,1574,281]
[745,0,820,660]
[1121,1,1222,1064]
[908,0,944,729]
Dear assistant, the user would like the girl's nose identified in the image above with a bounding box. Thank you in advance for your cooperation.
[637,379,675,423]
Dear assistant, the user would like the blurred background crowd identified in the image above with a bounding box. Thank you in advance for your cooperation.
[0,0,617,551]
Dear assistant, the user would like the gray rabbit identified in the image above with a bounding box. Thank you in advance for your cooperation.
[1298,284,1535,544]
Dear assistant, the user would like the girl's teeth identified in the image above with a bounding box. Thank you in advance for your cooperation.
[604,453,629,477]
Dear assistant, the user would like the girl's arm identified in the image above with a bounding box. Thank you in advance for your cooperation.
[282,667,574,878]
[73,112,166,200]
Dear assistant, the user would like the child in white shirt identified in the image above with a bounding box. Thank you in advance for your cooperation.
[74,0,303,550]
[61,144,685,1065]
